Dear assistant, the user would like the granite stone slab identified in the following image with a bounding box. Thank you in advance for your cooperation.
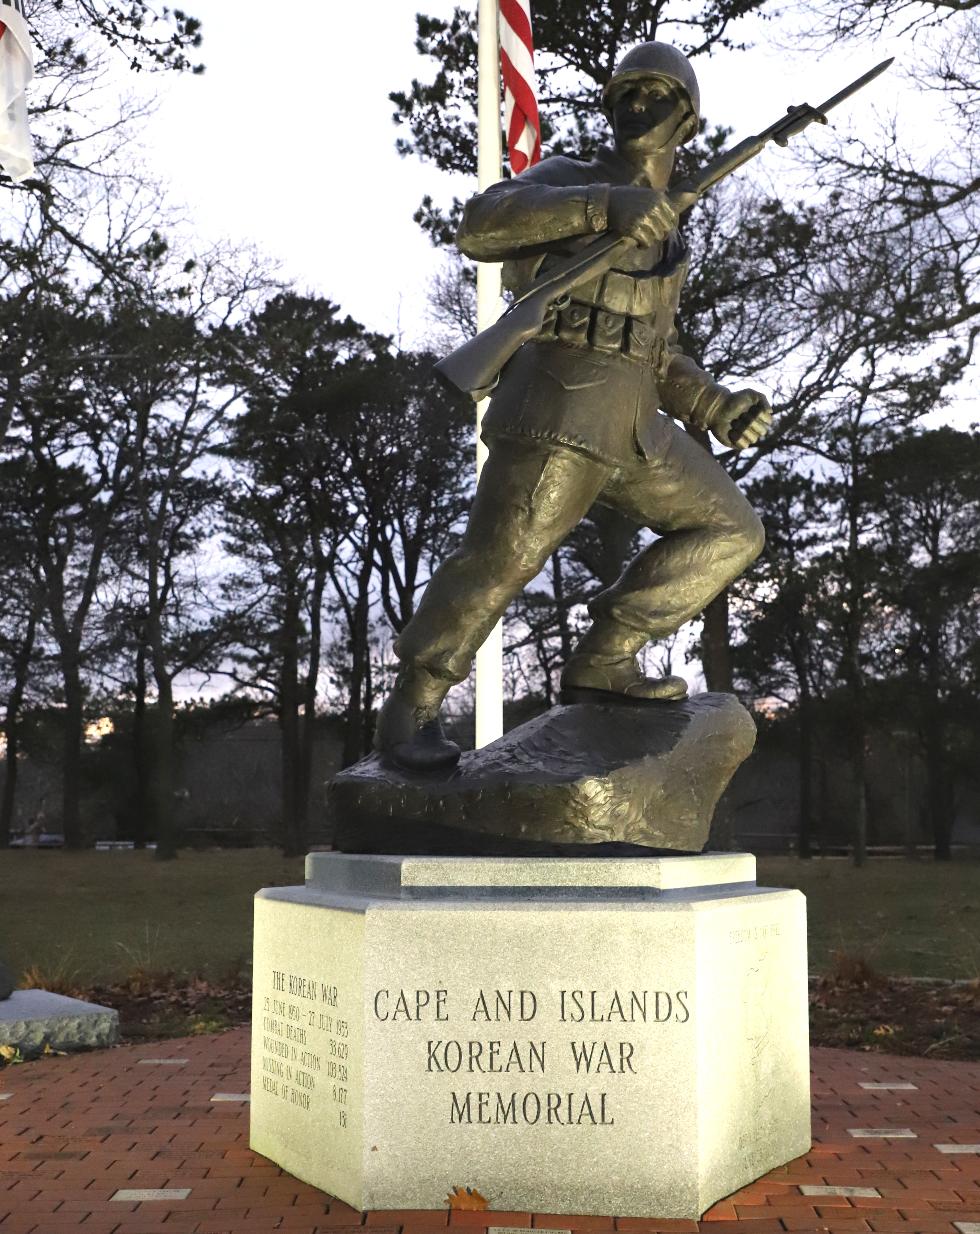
[331,694,755,854]
[110,1188,191,1202]
[489,1229,570,1234]
[801,1186,881,1197]
[250,852,810,1219]
[305,851,758,897]
[0,989,118,1054]
[859,1081,917,1090]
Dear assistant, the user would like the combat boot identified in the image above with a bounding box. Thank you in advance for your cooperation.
[559,619,687,705]
[373,666,461,772]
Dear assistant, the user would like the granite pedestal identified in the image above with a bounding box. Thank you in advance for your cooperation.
[250,852,810,1218]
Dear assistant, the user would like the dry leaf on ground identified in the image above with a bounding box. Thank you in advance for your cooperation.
[446,1186,489,1211]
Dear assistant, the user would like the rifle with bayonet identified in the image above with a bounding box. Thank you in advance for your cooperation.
[434,58,893,401]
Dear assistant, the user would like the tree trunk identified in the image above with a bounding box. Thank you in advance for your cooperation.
[701,568,736,851]
[295,567,327,857]
[817,751,829,852]
[843,673,869,868]
[788,639,815,860]
[843,461,868,868]
[61,662,85,849]
[343,631,368,767]
[552,550,574,663]
[131,638,150,848]
[297,699,315,853]
[902,744,916,859]
[278,596,303,858]
[0,721,18,851]
[362,641,375,756]
[797,688,815,860]
[848,703,869,868]
[342,535,377,768]
[0,610,37,848]
[151,676,178,861]
[683,424,735,698]
[924,720,952,860]
[701,589,733,693]
[922,619,952,860]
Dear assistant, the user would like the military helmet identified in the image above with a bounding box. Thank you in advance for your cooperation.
[602,42,700,144]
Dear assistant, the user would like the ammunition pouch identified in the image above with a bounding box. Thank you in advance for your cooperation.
[537,300,670,379]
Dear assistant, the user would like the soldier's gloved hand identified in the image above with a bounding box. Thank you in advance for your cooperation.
[710,389,773,450]
[607,186,678,247]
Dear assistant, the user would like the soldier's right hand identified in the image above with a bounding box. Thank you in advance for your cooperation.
[606,186,678,247]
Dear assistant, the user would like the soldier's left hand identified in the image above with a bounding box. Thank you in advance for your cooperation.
[710,389,773,450]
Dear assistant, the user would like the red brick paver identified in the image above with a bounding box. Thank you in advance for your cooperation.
[0,1032,978,1234]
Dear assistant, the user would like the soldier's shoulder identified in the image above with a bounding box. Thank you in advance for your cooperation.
[538,152,593,169]
[519,152,596,185]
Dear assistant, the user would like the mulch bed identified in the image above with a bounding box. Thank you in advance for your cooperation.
[93,971,980,1061]
[809,969,980,1059]
[83,975,252,1043]
[5,970,978,1063]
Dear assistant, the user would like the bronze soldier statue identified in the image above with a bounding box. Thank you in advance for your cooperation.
[374,42,773,771]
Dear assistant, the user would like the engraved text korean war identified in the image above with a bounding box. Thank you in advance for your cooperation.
[372,986,691,1127]
[260,970,351,1128]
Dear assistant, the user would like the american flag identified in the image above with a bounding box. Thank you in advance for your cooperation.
[0,0,35,182]
[498,0,540,174]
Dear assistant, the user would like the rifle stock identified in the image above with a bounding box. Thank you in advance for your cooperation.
[433,297,547,399]
[434,234,634,399]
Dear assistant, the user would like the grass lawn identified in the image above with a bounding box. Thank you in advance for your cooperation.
[0,848,977,986]
[758,855,980,980]
[0,848,305,987]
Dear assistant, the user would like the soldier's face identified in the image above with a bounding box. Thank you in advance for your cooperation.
[611,78,688,153]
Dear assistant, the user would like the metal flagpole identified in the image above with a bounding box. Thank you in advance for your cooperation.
[473,0,504,749]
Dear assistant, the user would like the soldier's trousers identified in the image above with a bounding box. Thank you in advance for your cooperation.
[395,415,765,685]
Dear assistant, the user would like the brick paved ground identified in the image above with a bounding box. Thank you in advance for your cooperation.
[0,1031,978,1234]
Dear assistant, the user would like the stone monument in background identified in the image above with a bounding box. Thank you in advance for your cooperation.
[249,42,890,1220]
[0,956,118,1056]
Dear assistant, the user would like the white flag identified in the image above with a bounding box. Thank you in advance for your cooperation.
[0,2,35,183]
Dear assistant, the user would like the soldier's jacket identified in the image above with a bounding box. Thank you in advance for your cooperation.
[457,145,729,467]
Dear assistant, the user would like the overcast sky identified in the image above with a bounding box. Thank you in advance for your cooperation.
[142,2,908,348]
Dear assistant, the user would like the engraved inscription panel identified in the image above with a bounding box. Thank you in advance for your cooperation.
[368,983,692,1129]
[250,897,364,1209]
[258,970,352,1126]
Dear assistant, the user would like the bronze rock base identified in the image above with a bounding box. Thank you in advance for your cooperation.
[331,692,755,857]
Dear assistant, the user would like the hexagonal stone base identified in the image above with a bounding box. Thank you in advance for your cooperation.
[250,852,810,1218]
[0,989,119,1055]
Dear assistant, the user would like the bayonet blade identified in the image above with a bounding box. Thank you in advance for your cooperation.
[816,57,894,118]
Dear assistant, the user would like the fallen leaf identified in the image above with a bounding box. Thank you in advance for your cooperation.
[446,1186,489,1211]
[872,1024,895,1037]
